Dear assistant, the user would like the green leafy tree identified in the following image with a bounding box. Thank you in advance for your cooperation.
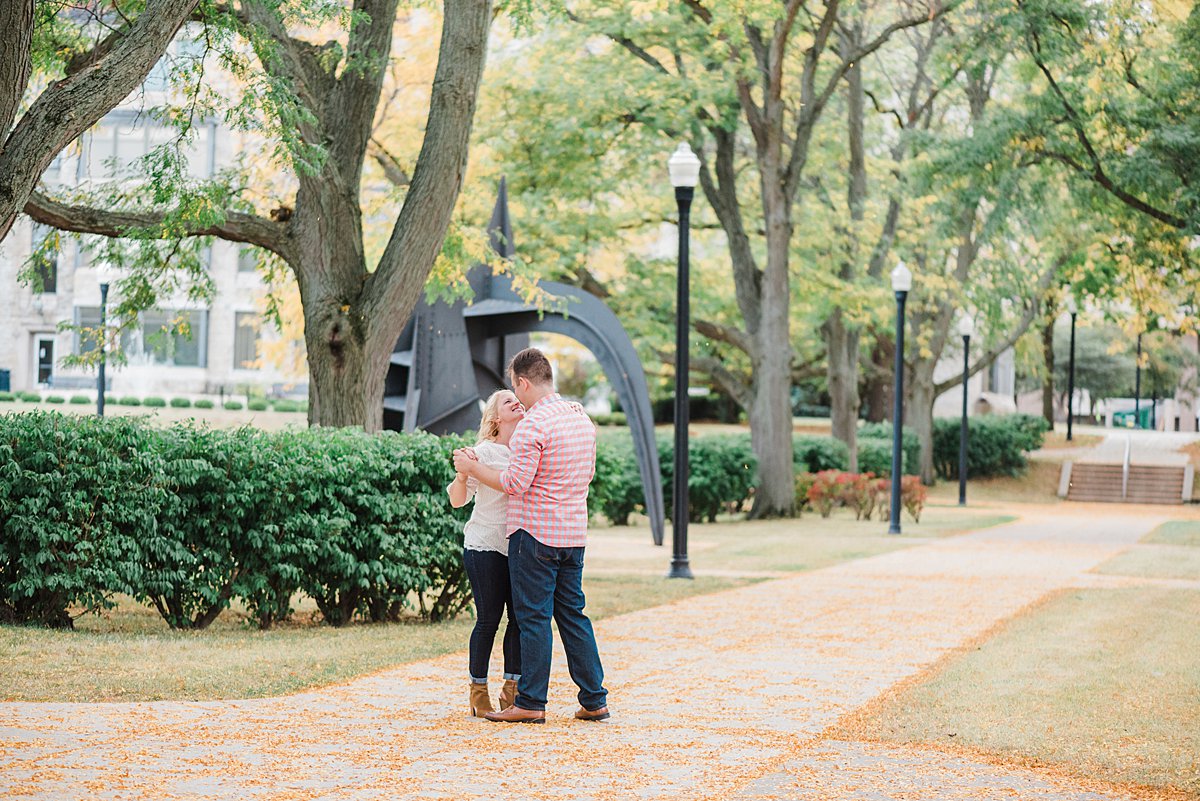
[1,1,201,241]
[25,1,498,430]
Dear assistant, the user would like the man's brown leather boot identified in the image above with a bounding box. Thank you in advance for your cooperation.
[574,705,610,722]
[484,706,546,724]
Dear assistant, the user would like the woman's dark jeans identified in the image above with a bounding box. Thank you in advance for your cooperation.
[463,548,521,683]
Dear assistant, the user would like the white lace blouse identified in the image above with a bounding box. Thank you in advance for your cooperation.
[453,440,511,555]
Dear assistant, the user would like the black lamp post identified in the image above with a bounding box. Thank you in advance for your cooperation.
[1066,297,1077,441]
[889,261,912,535]
[957,315,974,506]
[97,280,109,417]
[1135,332,1143,428]
[667,142,700,579]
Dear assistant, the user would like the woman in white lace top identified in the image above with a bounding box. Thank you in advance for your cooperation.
[447,389,525,717]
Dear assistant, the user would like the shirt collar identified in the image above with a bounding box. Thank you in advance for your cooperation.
[527,393,560,414]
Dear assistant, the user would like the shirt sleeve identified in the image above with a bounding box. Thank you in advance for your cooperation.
[500,420,542,495]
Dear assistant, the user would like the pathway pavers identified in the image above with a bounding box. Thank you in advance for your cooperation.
[0,507,1177,800]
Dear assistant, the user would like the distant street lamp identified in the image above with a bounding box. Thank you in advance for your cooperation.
[889,261,912,535]
[1135,332,1143,428]
[97,277,110,417]
[1066,297,1077,441]
[957,315,974,506]
[667,142,700,579]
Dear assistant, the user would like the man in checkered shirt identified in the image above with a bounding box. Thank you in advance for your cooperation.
[453,347,609,724]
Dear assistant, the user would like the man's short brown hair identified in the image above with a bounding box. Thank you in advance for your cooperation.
[508,347,554,386]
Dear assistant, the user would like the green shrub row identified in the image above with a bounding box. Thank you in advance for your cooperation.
[592,416,1044,524]
[0,412,469,630]
[593,434,758,525]
[0,393,307,412]
[932,413,1049,479]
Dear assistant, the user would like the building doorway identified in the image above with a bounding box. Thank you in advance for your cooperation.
[36,338,54,386]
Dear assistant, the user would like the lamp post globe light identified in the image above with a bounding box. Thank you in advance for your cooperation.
[1066,297,1077,441]
[957,315,974,506]
[668,142,700,579]
[888,261,912,535]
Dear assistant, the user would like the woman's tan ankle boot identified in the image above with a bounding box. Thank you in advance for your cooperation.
[498,679,518,711]
[470,682,493,717]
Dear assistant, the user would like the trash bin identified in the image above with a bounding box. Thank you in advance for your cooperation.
[0,369,10,392]
[1113,407,1152,429]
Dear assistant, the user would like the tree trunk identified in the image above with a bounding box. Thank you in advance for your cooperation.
[864,333,892,422]
[825,308,861,472]
[910,364,937,485]
[748,177,794,518]
[748,326,795,518]
[1041,319,1055,427]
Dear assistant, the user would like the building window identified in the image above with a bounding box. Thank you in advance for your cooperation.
[74,307,102,355]
[234,312,260,370]
[237,247,258,273]
[75,307,209,366]
[31,224,57,293]
[139,309,207,367]
[84,110,215,180]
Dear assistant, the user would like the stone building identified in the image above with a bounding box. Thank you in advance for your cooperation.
[0,107,301,400]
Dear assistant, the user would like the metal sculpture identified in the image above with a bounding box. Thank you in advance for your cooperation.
[384,180,666,545]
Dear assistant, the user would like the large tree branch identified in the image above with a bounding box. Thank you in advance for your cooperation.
[368,137,411,188]
[1025,24,1186,230]
[241,1,330,115]
[566,9,671,75]
[696,125,763,334]
[695,318,754,356]
[0,0,34,137]
[25,191,294,260]
[933,263,1058,396]
[363,0,492,345]
[689,355,753,410]
[331,0,401,178]
[0,0,200,241]
[784,0,962,200]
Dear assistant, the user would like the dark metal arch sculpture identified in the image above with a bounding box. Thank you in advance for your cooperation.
[383,180,665,546]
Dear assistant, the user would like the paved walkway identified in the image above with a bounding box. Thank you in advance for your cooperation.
[1037,426,1199,466]
[0,507,1181,800]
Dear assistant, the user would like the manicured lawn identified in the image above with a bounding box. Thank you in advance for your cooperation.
[1,506,1004,703]
[837,586,1200,796]
[586,504,1016,576]
[1092,519,1200,581]
[1145,520,1200,547]
[927,459,1064,505]
[0,576,749,704]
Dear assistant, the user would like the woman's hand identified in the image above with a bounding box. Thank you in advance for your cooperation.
[452,448,479,475]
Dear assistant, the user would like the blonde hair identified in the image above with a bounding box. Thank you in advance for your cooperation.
[476,390,510,444]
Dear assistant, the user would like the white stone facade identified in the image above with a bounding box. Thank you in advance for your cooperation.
[0,107,304,400]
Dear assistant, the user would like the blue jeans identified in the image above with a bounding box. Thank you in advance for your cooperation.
[463,549,521,683]
[508,529,607,711]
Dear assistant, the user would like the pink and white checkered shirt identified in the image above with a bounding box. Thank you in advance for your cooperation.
[500,393,596,548]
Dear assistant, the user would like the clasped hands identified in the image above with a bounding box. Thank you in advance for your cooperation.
[452,447,479,478]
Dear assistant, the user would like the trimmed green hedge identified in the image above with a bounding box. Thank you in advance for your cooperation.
[593,433,757,524]
[170,397,192,408]
[933,413,1049,479]
[247,399,269,411]
[194,399,214,409]
[0,412,470,630]
[69,395,91,405]
[855,423,920,478]
[143,396,167,408]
